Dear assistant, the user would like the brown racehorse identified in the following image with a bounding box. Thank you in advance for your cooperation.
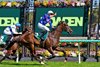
[0,21,72,63]
[34,21,73,62]
[0,27,44,64]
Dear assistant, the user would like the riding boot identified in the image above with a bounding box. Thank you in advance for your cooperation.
[5,40,14,50]
[40,31,47,40]
[6,35,12,44]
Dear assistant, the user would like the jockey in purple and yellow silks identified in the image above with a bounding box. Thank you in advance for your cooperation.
[38,10,56,40]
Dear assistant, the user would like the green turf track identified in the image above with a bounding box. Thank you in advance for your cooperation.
[0,60,100,67]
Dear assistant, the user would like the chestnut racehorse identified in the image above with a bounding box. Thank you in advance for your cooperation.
[0,21,72,63]
[34,21,73,62]
[0,27,43,64]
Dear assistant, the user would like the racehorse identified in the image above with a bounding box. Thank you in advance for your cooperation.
[0,42,20,61]
[34,21,73,62]
[0,21,72,63]
[0,26,44,64]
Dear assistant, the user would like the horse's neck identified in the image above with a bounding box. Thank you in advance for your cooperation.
[20,30,34,43]
[51,25,63,39]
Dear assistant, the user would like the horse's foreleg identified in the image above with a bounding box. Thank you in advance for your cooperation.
[29,53,34,61]
[55,47,67,62]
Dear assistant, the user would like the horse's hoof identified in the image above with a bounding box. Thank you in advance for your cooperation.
[64,60,67,62]
[39,56,43,60]
[40,61,45,65]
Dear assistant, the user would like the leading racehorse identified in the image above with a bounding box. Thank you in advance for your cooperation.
[34,21,73,62]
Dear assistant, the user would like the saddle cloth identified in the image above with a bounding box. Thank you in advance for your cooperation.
[34,32,49,41]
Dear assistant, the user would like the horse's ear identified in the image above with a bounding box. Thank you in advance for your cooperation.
[59,21,64,24]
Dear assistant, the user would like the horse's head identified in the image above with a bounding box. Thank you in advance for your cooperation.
[58,21,73,34]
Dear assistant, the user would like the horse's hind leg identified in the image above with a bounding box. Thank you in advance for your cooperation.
[47,47,56,59]
[0,54,9,63]
[55,47,67,62]
[29,49,45,64]
[0,56,6,63]
[26,44,44,64]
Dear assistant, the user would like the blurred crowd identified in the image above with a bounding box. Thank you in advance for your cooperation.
[34,0,90,7]
[0,1,25,7]
[0,0,90,7]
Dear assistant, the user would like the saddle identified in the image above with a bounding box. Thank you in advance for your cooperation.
[1,35,8,43]
[0,35,6,45]
[34,32,49,41]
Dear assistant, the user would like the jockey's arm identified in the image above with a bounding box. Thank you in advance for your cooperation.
[49,21,53,30]
[12,28,22,34]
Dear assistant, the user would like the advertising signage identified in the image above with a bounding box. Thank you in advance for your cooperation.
[0,8,23,34]
[35,7,89,36]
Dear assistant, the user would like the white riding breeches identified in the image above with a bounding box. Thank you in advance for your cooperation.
[38,23,50,32]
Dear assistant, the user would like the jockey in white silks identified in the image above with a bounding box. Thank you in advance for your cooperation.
[3,23,22,53]
[4,23,21,35]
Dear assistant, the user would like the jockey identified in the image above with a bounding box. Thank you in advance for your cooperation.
[38,10,56,40]
[3,23,22,52]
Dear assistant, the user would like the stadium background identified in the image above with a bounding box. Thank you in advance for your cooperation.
[0,0,100,60]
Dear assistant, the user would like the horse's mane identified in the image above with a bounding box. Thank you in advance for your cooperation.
[57,21,65,27]
[22,26,33,34]
[50,21,64,33]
